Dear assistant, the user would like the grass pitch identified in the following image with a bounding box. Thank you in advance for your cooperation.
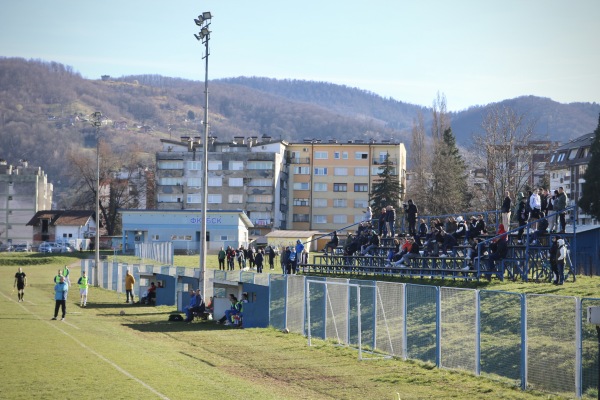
[0,254,578,399]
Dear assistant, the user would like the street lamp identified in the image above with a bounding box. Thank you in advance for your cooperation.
[91,111,102,287]
[193,11,212,296]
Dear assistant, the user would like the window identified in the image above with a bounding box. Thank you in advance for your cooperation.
[208,177,223,187]
[314,167,328,176]
[187,194,201,203]
[220,235,228,241]
[334,151,341,159]
[229,161,244,170]
[293,214,310,222]
[354,199,368,208]
[550,155,555,163]
[187,161,201,170]
[187,178,201,187]
[557,153,565,162]
[158,177,184,185]
[314,183,328,192]
[378,152,388,164]
[355,152,368,160]
[354,167,368,176]
[248,161,273,170]
[314,151,328,159]
[354,183,368,192]
[333,215,347,224]
[568,149,577,160]
[158,160,183,169]
[293,182,310,190]
[229,177,243,187]
[208,194,222,203]
[314,215,327,224]
[342,152,348,159]
[158,194,181,203]
[248,178,272,186]
[293,198,309,206]
[334,167,348,176]
[208,161,222,170]
[294,166,310,174]
[334,183,347,192]
[248,195,273,203]
[228,194,243,204]
[313,198,327,208]
[333,199,347,208]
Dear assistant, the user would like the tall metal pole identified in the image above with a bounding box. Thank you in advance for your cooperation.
[195,13,211,297]
[92,112,102,287]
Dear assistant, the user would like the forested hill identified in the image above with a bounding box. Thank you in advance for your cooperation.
[0,57,598,196]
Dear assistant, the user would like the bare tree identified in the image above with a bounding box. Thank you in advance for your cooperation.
[472,106,537,210]
[407,111,431,212]
[66,142,150,235]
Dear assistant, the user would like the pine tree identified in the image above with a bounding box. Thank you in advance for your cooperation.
[579,114,600,221]
[369,153,402,215]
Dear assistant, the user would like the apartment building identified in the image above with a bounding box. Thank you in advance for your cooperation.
[0,159,53,245]
[155,136,288,238]
[548,133,596,225]
[286,139,406,233]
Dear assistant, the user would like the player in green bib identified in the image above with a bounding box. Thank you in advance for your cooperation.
[77,271,89,307]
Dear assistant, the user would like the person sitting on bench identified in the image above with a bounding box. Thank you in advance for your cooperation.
[217,294,242,326]
[185,289,205,323]
[143,282,157,305]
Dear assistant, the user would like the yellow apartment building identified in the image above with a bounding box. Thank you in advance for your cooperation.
[286,139,406,234]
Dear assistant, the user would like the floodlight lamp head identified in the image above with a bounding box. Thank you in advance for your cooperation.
[200,27,210,38]
[202,12,212,20]
[194,33,202,41]
[194,18,203,26]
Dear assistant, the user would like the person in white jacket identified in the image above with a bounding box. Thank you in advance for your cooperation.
[556,238,567,285]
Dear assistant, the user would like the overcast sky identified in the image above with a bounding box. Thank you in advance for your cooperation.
[1,0,598,111]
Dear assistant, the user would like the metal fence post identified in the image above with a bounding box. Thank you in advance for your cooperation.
[476,289,481,376]
[521,293,528,391]
[436,286,441,367]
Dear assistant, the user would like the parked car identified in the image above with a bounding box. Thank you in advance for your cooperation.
[13,244,32,252]
[38,242,54,253]
[0,244,14,252]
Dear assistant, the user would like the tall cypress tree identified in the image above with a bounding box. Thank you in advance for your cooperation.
[579,114,600,221]
[369,153,402,216]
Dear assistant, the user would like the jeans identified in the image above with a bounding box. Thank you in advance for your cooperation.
[54,300,66,318]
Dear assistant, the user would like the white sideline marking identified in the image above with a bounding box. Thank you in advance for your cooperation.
[0,290,170,400]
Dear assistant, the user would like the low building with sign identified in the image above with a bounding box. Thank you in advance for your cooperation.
[119,209,253,254]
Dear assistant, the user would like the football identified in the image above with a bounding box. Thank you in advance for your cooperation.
[119,310,125,316]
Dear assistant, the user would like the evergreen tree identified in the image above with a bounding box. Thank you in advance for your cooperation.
[579,114,600,221]
[369,153,402,215]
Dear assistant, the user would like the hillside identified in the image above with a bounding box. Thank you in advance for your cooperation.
[0,57,598,206]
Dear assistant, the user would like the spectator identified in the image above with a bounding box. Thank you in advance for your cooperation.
[218,247,226,270]
[444,216,457,235]
[529,188,542,229]
[125,269,135,304]
[363,206,372,223]
[549,235,559,284]
[516,196,529,244]
[295,240,304,269]
[416,218,428,245]
[530,211,549,245]
[378,208,387,237]
[452,216,468,243]
[547,190,557,232]
[555,187,568,233]
[361,231,380,256]
[144,282,157,305]
[540,188,549,215]
[226,246,236,271]
[323,231,339,255]
[268,246,276,270]
[185,289,205,323]
[467,215,486,242]
[247,247,255,270]
[404,200,418,236]
[255,249,264,273]
[52,276,69,321]
[486,235,508,278]
[439,229,458,257]
[288,247,298,274]
[281,246,290,274]
[237,247,246,270]
[556,238,567,285]
[501,191,512,229]
[217,294,242,326]
[388,237,420,267]
[386,206,396,237]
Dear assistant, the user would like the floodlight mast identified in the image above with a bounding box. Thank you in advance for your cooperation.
[193,12,212,297]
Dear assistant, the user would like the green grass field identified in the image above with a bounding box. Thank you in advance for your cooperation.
[0,253,590,399]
